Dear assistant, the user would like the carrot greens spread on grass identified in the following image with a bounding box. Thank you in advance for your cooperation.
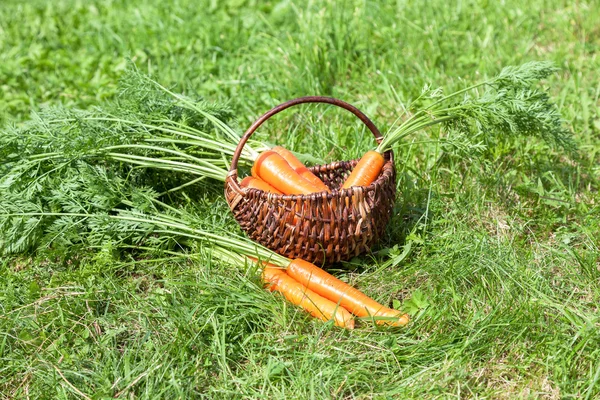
[0,66,409,328]
[0,62,574,263]
[0,66,267,199]
[0,62,573,329]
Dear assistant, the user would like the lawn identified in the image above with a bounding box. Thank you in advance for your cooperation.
[1,0,599,398]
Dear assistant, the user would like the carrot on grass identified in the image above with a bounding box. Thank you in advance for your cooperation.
[261,265,286,290]
[261,265,355,329]
[341,150,385,189]
[272,146,330,192]
[250,256,406,328]
[252,151,325,195]
[240,176,282,194]
[286,258,409,327]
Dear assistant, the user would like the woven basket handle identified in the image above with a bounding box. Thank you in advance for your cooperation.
[227,96,383,195]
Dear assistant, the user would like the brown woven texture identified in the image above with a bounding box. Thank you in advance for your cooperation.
[225,155,395,264]
[225,96,396,265]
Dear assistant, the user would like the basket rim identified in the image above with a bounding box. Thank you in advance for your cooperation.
[227,96,387,197]
[226,150,395,202]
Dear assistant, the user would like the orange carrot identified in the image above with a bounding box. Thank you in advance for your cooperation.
[263,268,355,329]
[261,265,286,291]
[295,166,330,192]
[271,146,307,170]
[255,258,354,328]
[252,151,325,195]
[341,150,385,189]
[286,259,409,327]
[240,176,283,194]
[272,146,330,192]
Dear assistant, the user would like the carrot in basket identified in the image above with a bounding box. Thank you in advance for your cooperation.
[252,151,325,195]
[341,150,385,189]
[261,264,355,329]
[286,258,409,327]
[272,146,330,192]
[240,176,282,194]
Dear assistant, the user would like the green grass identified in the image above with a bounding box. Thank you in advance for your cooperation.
[1,0,599,398]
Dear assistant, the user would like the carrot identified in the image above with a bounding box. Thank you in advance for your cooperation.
[341,150,385,189]
[286,258,409,327]
[259,264,354,329]
[252,150,325,195]
[252,150,321,194]
[261,265,286,291]
[295,166,330,192]
[253,258,355,329]
[272,146,330,192]
[271,146,307,170]
[240,176,282,194]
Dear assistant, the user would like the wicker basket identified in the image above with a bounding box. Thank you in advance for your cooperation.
[225,96,396,265]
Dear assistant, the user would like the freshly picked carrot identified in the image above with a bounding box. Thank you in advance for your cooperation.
[341,150,385,189]
[262,266,355,329]
[261,265,286,289]
[251,150,324,195]
[245,256,354,329]
[240,176,282,194]
[271,146,330,192]
[249,255,407,327]
[286,259,409,327]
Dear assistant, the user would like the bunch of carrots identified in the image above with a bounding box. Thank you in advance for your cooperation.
[206,250,408,329]
[242,146,383,194]
[259,258,409,329]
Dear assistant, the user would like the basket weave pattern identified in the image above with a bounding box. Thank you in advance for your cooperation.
[225,154,396,264]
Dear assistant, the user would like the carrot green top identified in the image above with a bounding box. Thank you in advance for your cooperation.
[375,61,574,155]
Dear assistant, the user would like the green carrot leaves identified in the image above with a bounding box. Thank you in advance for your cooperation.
[377,61,575,154]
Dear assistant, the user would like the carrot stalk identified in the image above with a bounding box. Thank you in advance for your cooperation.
[286,259,409,327]
[240,176,282,194]
[272,146,330,192]
[251,151,325,195]
[261,266,355,329]
[341,150,385,189]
